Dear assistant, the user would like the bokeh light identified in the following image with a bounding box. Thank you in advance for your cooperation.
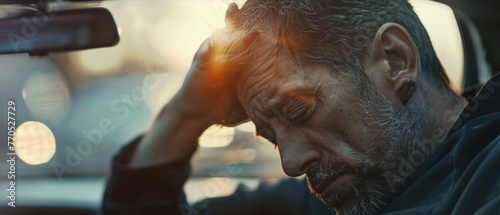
[78,47,123,73]
[22,73,71,120]
[236,122,256,133]
[199,125,235,148]
[14,121,56,165]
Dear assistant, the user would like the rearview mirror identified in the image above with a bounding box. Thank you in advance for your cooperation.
[0,7,120,56]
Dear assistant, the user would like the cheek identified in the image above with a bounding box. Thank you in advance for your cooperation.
[303,86,371,160]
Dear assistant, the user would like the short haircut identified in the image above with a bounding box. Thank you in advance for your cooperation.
[220,0,452,93]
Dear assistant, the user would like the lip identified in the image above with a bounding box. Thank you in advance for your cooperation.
[315,174,356,200]
[313,173,343,198]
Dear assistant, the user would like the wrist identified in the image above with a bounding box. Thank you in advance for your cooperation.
[166,95,219,129]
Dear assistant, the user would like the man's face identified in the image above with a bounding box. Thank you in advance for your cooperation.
[236,45,423,214]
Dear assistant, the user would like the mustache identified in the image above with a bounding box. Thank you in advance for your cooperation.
[306,159,357,192]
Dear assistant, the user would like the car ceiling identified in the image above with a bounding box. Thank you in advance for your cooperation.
[435,0,500,75]
[1,0,498,74]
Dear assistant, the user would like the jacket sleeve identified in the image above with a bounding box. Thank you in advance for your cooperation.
[101,136,330,215]
[102,136,192,215]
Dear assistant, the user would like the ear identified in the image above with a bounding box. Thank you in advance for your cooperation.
[366,23,420,105]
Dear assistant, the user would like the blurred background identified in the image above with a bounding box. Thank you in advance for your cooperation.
[0,0,494,213]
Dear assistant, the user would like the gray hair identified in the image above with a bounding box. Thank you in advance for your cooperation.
[222,0,452,94]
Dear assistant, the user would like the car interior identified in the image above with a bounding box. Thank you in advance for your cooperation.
[0,0,498,214]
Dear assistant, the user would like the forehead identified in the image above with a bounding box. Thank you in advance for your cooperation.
[236,49,320,110]
[232,27,336,112]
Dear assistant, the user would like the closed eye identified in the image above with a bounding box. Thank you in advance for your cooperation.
[284,100,311,120]
[282,97,315,123]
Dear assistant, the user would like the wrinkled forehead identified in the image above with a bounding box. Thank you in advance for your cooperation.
[235,45,311,110]
[221,20,313,106]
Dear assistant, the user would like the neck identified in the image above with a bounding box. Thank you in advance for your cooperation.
[413,81,468,146]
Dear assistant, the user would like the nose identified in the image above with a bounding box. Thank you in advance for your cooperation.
[276,128,321,177]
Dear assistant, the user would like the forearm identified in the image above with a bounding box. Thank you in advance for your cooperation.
[129,98,213,168]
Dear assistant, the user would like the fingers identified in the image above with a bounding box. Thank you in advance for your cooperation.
[193,3,240,65]
[225,2,240,28]
[194,3,240,63]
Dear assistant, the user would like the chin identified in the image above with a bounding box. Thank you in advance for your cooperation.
[312,176,393,215]
[327,189,388,215]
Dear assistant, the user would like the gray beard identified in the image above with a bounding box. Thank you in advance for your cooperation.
[307,88,428,215]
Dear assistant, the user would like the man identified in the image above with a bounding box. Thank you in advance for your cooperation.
[103,0,500,214]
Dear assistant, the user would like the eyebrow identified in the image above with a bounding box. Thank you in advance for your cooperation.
[261,86,318,118]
